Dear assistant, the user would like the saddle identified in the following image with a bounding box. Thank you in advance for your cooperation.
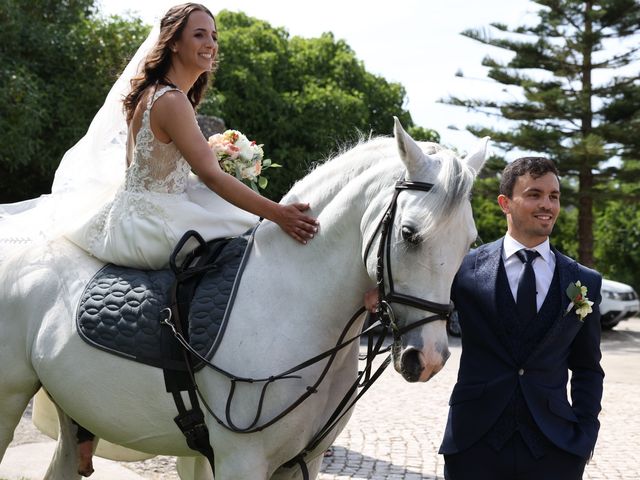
[76,229,254,371]
[76,228,257,468]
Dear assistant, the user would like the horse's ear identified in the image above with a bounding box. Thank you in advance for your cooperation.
[394,117,437,178]
[464,136,490,175]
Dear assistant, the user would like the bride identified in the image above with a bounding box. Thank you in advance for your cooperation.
[0,2,318,475]
[66,2,319,269]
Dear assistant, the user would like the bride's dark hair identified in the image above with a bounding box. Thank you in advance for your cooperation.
[123,3,217,123]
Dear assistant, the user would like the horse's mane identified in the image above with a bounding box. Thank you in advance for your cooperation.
[281,135,391,208]
[282,135,476,239]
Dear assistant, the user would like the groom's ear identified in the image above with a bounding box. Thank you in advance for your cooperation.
[497,194,510,214]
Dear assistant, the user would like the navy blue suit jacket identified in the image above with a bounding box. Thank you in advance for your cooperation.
[440,238,604,458]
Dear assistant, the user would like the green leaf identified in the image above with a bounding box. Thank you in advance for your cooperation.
[566,282,581,300]
[258,176,268,189]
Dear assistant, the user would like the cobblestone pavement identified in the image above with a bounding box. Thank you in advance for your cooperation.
[6,318,640,479]
[319,317,640,480]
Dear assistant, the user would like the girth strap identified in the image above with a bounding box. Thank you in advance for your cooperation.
[163,229,225,476]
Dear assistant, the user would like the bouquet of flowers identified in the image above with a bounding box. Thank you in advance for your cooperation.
[208,130,280,192]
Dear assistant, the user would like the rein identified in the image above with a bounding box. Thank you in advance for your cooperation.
[162,176,452,477]
[162,305,388,433]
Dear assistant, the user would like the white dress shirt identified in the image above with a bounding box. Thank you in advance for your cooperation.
[502,234,556,312]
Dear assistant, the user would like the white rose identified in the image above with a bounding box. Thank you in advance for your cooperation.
[576,300,594,320]
[235,134,254,160]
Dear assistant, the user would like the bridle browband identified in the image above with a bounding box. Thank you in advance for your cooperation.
[363,180,454,338]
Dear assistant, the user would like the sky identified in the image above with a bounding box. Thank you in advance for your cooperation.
[98,0,539,156]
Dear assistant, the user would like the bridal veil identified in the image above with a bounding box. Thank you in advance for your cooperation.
[0,25,161,261]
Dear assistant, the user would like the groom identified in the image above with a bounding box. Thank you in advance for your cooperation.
[440,157,604,480]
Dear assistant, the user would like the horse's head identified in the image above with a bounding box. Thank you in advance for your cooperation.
[363,118,488,382]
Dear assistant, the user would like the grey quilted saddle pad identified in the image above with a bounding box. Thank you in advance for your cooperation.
[76,234,251,370]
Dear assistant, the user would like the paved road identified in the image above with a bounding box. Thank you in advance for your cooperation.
[320,317,640,480]
[4,318,639,479]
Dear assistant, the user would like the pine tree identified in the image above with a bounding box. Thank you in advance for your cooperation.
[446,0,640,267]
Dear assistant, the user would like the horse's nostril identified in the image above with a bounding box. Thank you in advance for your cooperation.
[400,348,422,383]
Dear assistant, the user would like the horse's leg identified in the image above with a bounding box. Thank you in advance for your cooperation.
[176,455,214,480]
[43,404,93,480]
[0,362,40,461]
[270,455,324,480]
[0,386,39,461]
[210,452,269,480]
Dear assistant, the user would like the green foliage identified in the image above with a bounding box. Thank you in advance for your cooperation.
[444,0,640,267]
[470,164,504,244]
[551,205,579,259]
[0,0,149,202]
[595,201,640,290]
[407,125,440,143]
[201,10,417,199]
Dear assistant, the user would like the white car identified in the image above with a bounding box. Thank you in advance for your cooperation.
[600,278,640,330]
[447,278,640,336]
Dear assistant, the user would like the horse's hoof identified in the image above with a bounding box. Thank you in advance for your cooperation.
[77,439,95,477]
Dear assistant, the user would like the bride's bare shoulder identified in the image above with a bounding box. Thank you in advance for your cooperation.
[148,89,194,127]
[150,88,190,113]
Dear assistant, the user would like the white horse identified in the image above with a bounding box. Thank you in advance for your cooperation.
[0,119,487,479]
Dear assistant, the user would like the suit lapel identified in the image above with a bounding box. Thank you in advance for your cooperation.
[555,247,580,315]
[475,238,503,326]
[525,246,580,364]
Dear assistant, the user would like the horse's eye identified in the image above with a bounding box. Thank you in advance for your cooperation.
[401,226,421,245]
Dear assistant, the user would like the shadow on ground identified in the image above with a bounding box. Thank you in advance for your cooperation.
[601,322,640,355]
[320,445,437,479]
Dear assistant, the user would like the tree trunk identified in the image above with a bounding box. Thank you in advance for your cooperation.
[578,171,595,267]
[578,0,595,267]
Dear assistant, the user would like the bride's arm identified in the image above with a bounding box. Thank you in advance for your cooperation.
[151,91,318,244]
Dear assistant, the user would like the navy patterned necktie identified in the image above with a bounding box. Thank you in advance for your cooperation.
[515,249,540,321]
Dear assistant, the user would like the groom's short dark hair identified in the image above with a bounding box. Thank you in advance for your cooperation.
[499,157,559,198]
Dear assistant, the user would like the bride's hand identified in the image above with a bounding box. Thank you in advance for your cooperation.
[275,203,318,244]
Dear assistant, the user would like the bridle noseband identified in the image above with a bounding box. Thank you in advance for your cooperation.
[363,179,454,338]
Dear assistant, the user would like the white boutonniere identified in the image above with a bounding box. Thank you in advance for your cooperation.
[565,281,594,321]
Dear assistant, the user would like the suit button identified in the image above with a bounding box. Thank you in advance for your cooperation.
[518,368,525,376]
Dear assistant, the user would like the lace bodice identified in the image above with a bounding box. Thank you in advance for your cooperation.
[124,85,191,194]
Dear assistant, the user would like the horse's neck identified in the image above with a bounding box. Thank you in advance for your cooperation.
[248,142,403,324]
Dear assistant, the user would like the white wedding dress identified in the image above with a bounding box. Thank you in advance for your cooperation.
[65,85,257,269]
[0,84,257,270]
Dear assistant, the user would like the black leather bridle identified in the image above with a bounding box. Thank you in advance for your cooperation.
[363,180,454,338]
